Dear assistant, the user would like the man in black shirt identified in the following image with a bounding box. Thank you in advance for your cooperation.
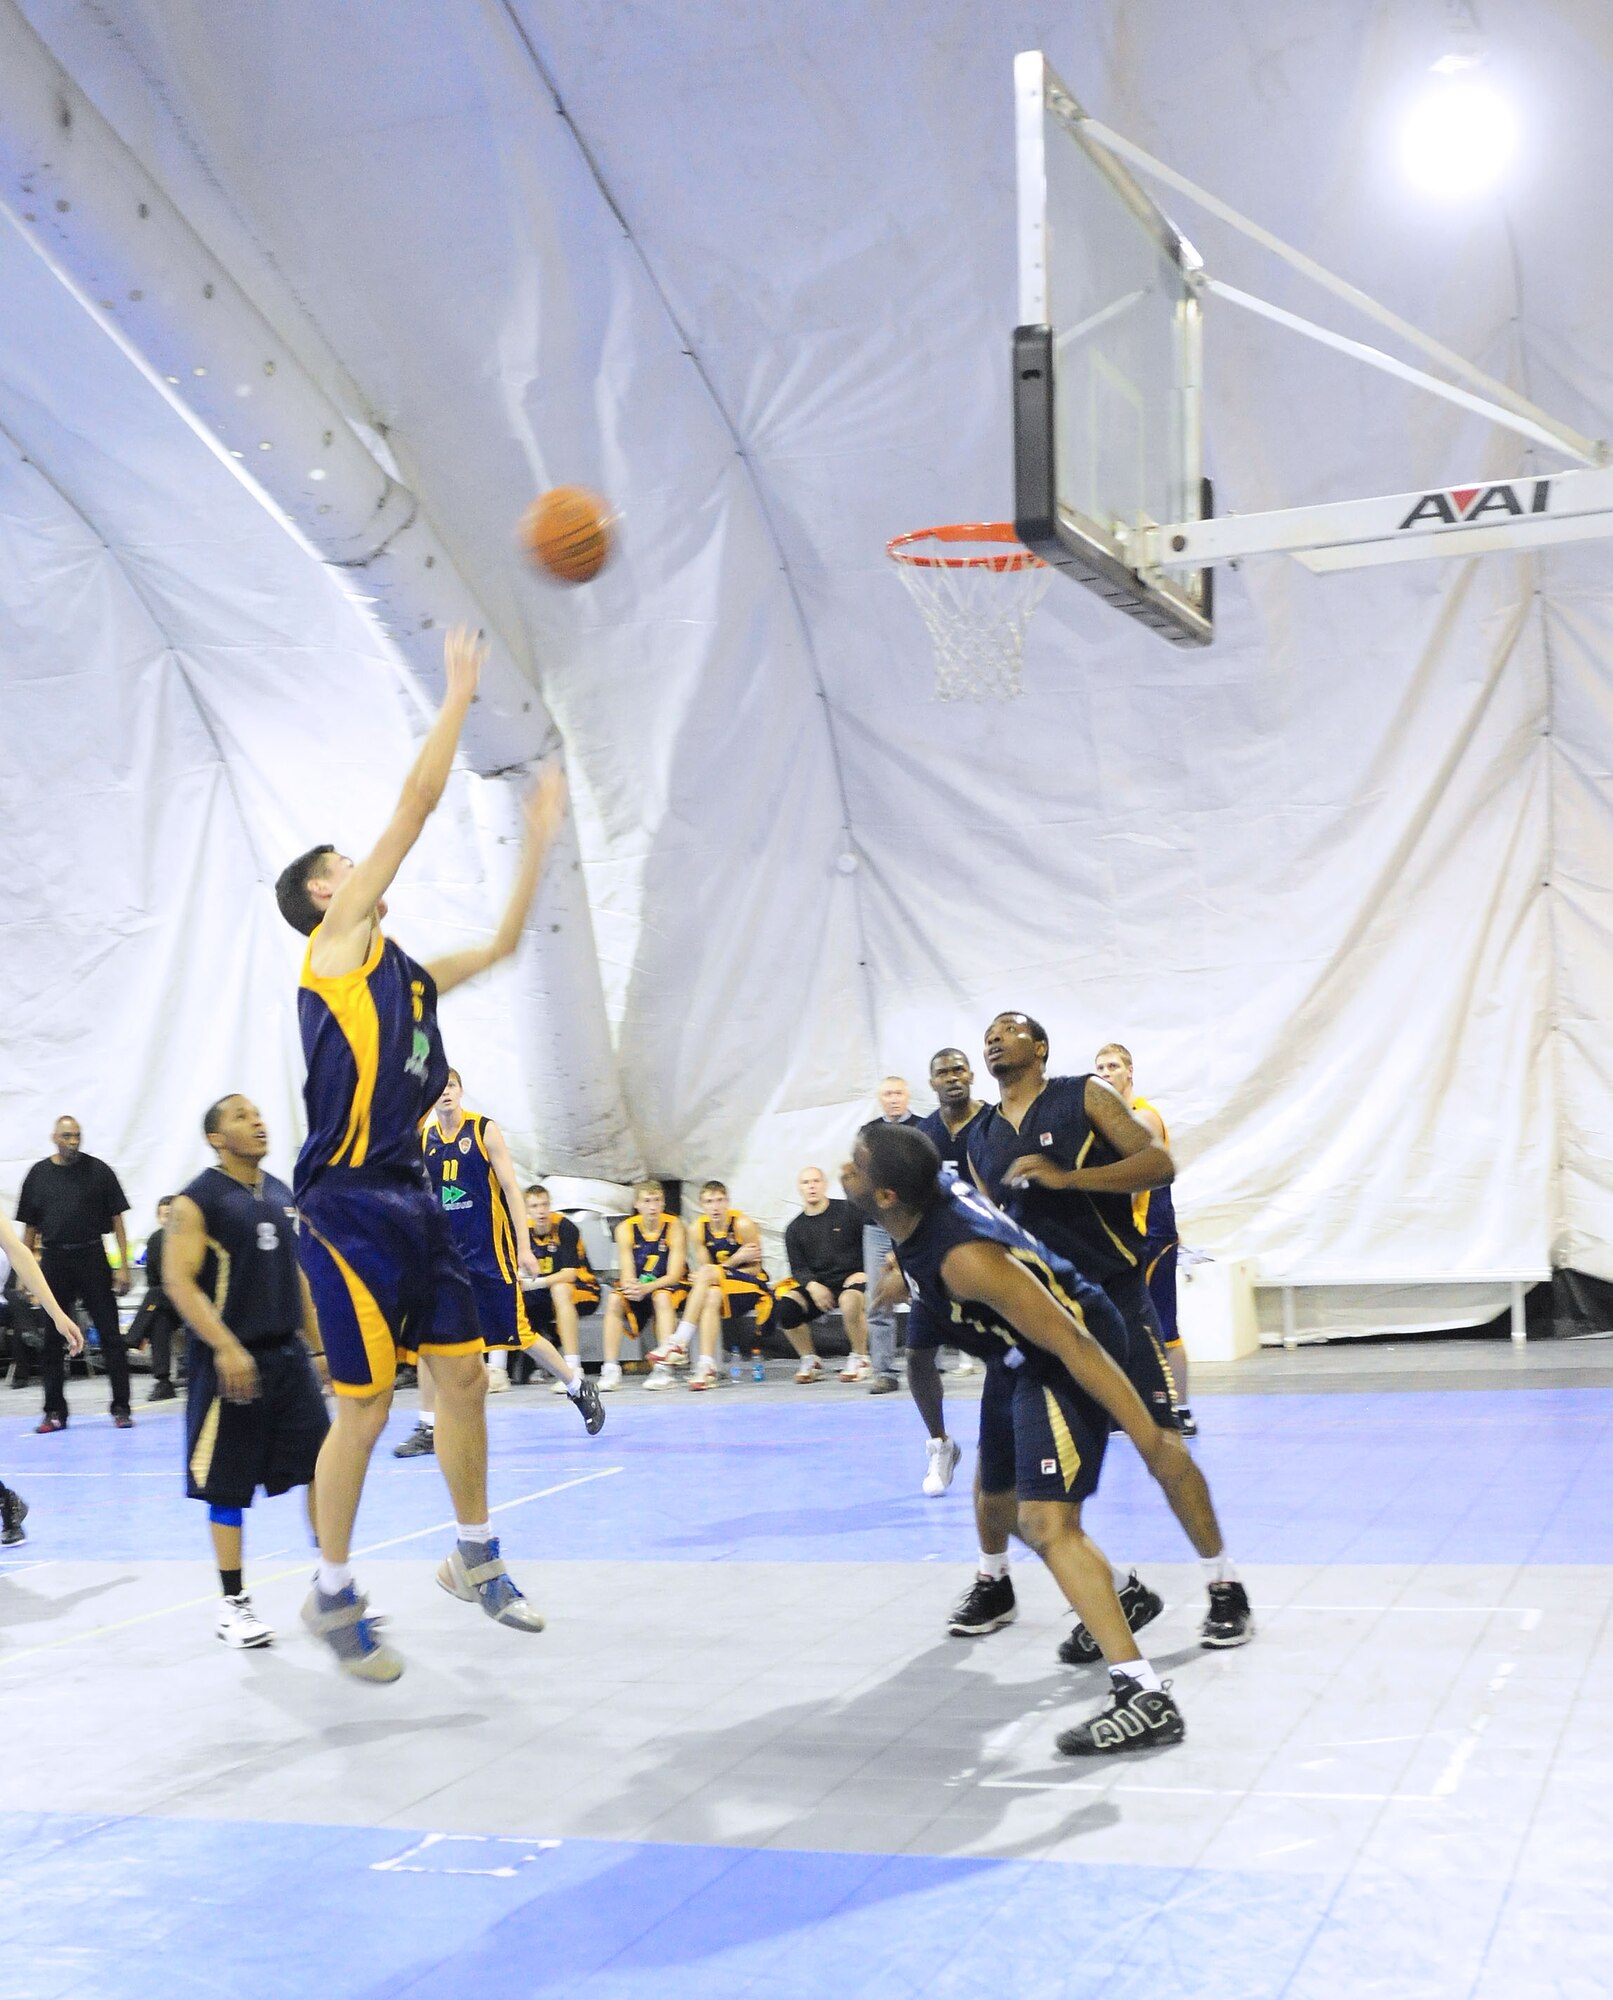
[16,1116,134,1430]
[164,1095,330,1651]
[774,1168,869,1383]
[129,1197,183,1402]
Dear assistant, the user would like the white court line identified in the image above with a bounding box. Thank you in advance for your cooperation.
[978,1778,1455,1803]
[0,1466,623,1668]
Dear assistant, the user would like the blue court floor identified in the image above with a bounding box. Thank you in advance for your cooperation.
[2,1348,1611,1998]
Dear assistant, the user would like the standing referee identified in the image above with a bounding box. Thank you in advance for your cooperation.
[16,1116,134,1431]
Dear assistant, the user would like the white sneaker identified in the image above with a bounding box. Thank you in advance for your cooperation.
[217,1593,274,1649]
[794,1356,823,1384]
[923,1435,963,1497]
[949,1352,982,1377]
[642,1362,675,1391]
[598,1361,623,1392]
[839,1355,871,1383]
[487,1368,511,1393]
[688,1359,719,1392]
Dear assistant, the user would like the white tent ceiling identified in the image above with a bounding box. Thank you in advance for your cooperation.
[2,0,1609,1287]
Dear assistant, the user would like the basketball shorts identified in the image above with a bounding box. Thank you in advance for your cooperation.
[185,1333,329,1507]
[297,1172,481,1397]
[526,1282,601,1334]
[1144,1236,1180,1345]
[774,1272,864,1323]
[400,1263,534,1359]
[619,1287,686,1335]
[976,1352,1107,1504]
[1100,1265,1178,1430]
[710,1270,776,1325]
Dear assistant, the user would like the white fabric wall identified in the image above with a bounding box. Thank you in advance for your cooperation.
[3,0,1610,1284]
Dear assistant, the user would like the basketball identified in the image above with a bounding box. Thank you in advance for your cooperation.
[520,486,613,584]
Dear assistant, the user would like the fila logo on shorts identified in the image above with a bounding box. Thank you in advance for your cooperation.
[1041,1457,1057,1476]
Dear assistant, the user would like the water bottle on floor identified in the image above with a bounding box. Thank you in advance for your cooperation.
[751,1347,765,1383]
[729,1347,742,1383]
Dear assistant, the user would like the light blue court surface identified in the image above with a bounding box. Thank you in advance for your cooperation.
[2,1358,1612,1999]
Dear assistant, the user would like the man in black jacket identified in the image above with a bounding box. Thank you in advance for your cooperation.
[773,1168,870,1383]
[16,1116,134,1431]
[130,1197,184,1401]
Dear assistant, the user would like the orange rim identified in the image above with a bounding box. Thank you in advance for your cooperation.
[886,522,1046,572]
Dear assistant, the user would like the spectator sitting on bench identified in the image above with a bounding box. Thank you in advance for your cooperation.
[599,1181,687,1392]
[772,1167,870,1385]
[518,1184,601,1391]
[648,1180,777,1392]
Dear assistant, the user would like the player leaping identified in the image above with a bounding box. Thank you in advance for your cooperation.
[275,625,565,1682]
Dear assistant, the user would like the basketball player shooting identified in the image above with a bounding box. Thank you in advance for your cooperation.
[274,624,566,1681]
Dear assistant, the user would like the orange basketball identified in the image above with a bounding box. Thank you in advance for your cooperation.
[520,486,613,584]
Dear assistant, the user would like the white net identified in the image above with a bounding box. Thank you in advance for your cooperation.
[891,539,1053,701]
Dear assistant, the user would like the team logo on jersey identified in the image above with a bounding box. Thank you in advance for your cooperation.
[459,1136,473,1154]
[1397,478,1551,531]
[440,1185,473,1211]
[405,1027,432,1079]
[1040,1133,1053,1147]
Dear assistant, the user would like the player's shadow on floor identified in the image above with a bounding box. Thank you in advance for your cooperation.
[0,1571,132,1633]
[656,1495,940,1550]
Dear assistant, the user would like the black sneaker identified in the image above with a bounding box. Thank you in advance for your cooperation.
[948,1573,1017,1636]
[392,1421,435,1459]
[1175,1405,1198,1436]
[0,1486,27,1546]
[393,1364,419,1391]
[1059,1571,1164,1665]
[1057,1675,1184,1756]
[1201,1580,1255,1648]
[147,1380,177,1403]
[570,1375,606,1435]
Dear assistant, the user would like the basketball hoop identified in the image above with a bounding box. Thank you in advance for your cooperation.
[887,523,1052,701]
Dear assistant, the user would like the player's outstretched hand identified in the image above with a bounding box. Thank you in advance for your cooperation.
[443,624,486,707]
[51,1308,85,1357]
[523,761,568,848]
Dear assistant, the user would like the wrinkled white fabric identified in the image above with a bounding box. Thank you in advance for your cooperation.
[3,1,1610,1294]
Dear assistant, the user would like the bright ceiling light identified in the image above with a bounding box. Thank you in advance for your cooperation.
[1401,71,1518,198]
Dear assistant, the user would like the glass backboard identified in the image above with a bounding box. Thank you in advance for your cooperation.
[1012,51,1213,646]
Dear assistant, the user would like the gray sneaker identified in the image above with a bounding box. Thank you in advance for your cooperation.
[392,1421,435,1459]
[436,1537,545,1631]
[300,1583,403,1682]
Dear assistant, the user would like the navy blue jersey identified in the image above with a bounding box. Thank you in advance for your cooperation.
[421,1110,522,1283]
[179,1166,305,1347]
[624,1214,678,1282]
[967,1074,1145,1284]
[892,1179,1114,1378]
[918,1104,991,1181]
[295,931,447,1197]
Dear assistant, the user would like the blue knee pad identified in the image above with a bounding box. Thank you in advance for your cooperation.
[208,1504,244,1528]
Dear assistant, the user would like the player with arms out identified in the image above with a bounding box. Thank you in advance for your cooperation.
[599,1181,687,1392]
[275,624,566,1680]
[394,1071,601,1454]
[646,1179,774,1391]
[0,1212,85,1543]
[842,1122,1220,1756]
[162,1096,330,1650]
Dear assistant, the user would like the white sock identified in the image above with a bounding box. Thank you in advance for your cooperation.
[1202,1553,1239,1587]
[1113,1657,1162,1692]
[457,1521,492,1545]
[487,1350,509,1376]
[978,1549,1010,1581]
[672,1321,695,1350]
[420,1411,436,1431]
[564,1367,584,1398]
[317,1559,354,1597]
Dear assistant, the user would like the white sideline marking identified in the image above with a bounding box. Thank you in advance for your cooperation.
[0,1466,624,1668]
[372,1831,561,1877]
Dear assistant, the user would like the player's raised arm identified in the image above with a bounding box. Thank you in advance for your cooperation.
[317,625,485,957]
[940,1239,1158,1455]
[425,764,568,997]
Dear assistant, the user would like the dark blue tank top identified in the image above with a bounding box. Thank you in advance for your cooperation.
[421,1111,521,1282]
[295,930,447,1196]
[893,1180,1116,1376]
[917,1104,990,1180]
[179,1166,304,1346]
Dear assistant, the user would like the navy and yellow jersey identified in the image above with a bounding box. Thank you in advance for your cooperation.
[967,1074,1145,1285]
[692,1209,769,1285]
[893,1179,1116,1381]
[917,1104,990,1182]
[421,1111,522,1284]
[178,1166,305,1347]
[294,929,447,1198]
[623,1214,681,1285]
[1130,1098,1178,1245]
[527,1214,601,1306]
